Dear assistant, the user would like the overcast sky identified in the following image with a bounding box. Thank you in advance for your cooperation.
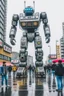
[6,0,64,63]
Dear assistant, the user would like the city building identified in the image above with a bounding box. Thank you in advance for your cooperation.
[60,37,64,59]
[0,0,7,42]
[56,43,61,59]
[0,0,12,64]
[48,54,57,64]
[0,42,12,64]
[60,23,64,59]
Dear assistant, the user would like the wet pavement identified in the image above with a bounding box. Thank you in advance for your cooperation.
[0,72,64,96]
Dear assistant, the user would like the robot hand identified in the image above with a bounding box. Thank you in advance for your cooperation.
[10,38,16,45]
[45,37,50,43]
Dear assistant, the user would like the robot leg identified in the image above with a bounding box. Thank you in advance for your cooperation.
[19,33,28,67]
[34,32,43,67]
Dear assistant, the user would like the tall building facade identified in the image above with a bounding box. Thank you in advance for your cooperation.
[0,0,12,64]
[0,0,7,43]
[60,37,64,58]
[60,23,64,59]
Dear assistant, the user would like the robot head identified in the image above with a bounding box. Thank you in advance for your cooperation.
[24,6,34,16]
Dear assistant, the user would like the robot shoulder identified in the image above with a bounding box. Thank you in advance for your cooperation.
[40,12,47,19]
[12,14,19,21]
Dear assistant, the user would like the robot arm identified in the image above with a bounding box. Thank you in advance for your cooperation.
[9,14,19,45]
[40,12,51,43]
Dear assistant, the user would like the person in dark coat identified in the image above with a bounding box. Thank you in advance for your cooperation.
[1,62,8,87]
[51,61,56,89]
[47,64,52,75]
[8,65,12,77]
[51,61,56,76]
[55,60,64,91]
[44,65,47,75]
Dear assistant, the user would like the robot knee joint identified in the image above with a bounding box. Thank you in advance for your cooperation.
[35,48,43,61]
[19,48,28,62]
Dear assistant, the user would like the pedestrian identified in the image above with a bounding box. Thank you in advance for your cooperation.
[51,61,56,77]
[1,62,8,88]
[62,64,64,87]
[12,65,17,78]
[51,61,56,91]
[47,64,52,75]
[55,60,64,92]
[44,65,47,75]
[8,65,12,77]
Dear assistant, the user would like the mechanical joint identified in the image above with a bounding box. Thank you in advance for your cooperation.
[9,26,17,38]
[35,48,43,61]
[43,25,50,37]
[21,36,28,49]
[12,14,19,26]
[35,35,42,49]
[19,48,28,62]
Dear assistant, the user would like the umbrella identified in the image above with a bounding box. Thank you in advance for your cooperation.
[6,63,13,66]
[52,59,64,63]
[0,62,13,66]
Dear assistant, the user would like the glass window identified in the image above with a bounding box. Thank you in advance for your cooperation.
[3,55,8,60]
[8,57,11,61]
[0,28,3,34]
[0,33,3,40]
[0,54,3,59]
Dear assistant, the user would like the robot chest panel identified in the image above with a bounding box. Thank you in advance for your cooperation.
[19,15,40,30]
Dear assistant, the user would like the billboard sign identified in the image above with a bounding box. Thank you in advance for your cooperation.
[48,54,56,59]
[56,45,61,59]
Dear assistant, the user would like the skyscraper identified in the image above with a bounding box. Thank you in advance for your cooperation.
[60,23,64,59]
[0,0,12,64]
[60,37,64,58]
[0,0,7,44]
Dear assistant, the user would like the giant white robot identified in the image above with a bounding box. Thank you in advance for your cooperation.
[9,2,51,67]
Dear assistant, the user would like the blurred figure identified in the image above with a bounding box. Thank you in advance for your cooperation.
[51,61,56,91]
[8,65,12,77]
[62,64,64,87]
[12,65,17,78]
[47,64,52,75]
[1,62,8,88]
[44,65,47,75]
[28,65,32,76]
[55,60,64,92]
[52,61,56,76]
[47,64,52,92]
[28,65,33,85]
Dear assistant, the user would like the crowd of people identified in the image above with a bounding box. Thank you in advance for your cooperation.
[0,62,35,88]
[44,60,64,92]
[0,62,17,88]
[0,60,64,93]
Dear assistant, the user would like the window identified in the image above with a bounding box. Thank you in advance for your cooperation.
[0,54,3,59]
[3,55,8,60]
[0,27,4,34]
[8,57,11,61]
[0,39,3,47]
[0,33,3,40]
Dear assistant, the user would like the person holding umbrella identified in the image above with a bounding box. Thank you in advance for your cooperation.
[55,60,64,92]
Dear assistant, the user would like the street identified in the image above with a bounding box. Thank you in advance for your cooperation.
[0,72,64,96]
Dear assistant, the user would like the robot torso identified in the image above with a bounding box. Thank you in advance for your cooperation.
[19,12,40,31]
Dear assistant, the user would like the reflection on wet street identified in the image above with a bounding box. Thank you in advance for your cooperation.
[35,78,44,96]
[0,72,64,96]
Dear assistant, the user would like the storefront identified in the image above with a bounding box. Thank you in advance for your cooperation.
[0,41,12,65]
